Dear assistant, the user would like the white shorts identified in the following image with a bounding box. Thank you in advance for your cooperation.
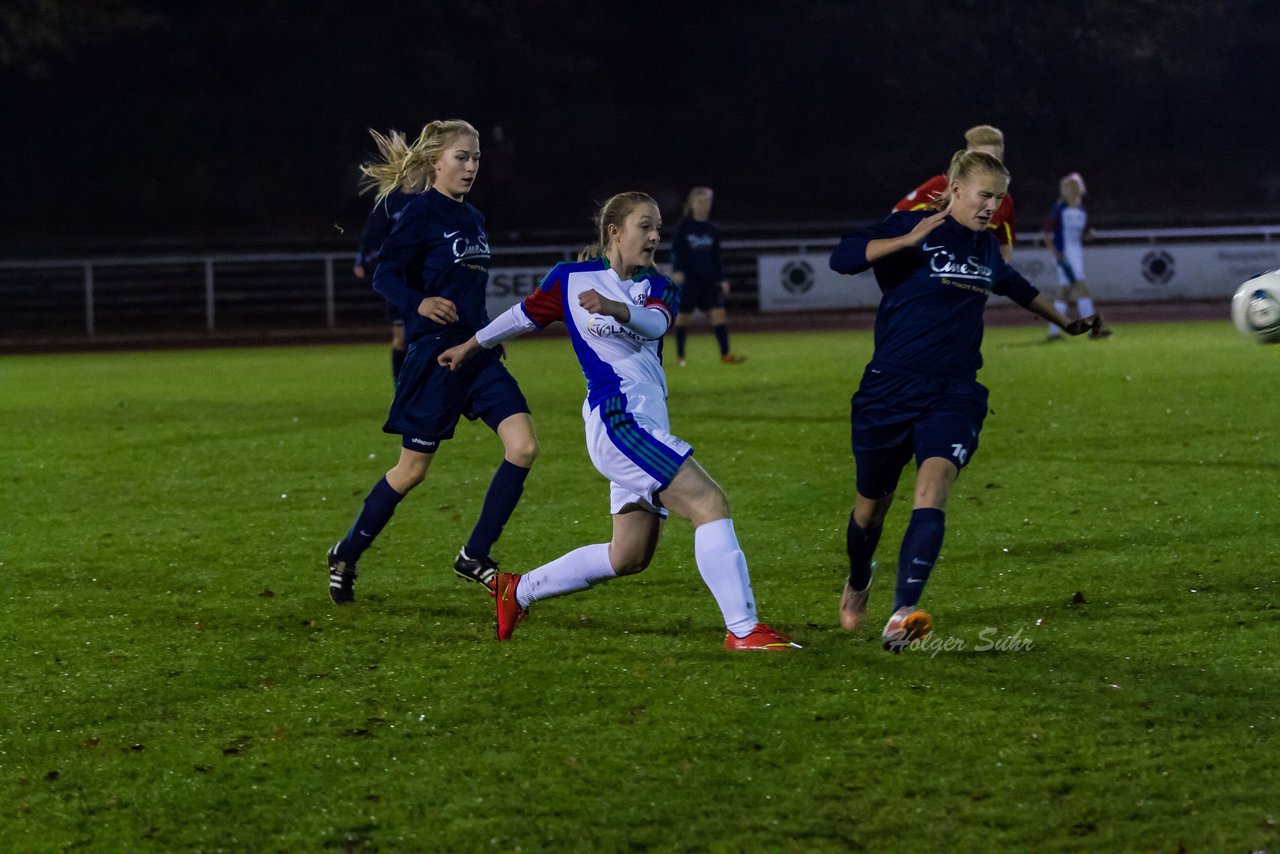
[1057,248,1086,286]
[582,393,693,516]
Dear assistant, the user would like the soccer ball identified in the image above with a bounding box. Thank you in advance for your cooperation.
[1231,270,1280,344]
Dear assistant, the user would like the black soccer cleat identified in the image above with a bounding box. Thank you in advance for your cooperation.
[327,543,357,605]
[454,548,499,596]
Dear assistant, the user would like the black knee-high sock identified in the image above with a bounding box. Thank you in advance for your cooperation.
[846,513,883,591]
[713,323,730,356]
[675,326,688,358]
[465,460,530,558]
[895,508,946,610]
[391,347,407,382]
[338,476,405,562]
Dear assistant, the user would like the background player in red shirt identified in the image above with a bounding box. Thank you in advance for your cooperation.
[895,125,1016,261]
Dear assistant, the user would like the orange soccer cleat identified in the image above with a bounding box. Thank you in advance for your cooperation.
[882,607,932,652]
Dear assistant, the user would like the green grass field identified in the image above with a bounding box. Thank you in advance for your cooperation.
[3,320,1278,852]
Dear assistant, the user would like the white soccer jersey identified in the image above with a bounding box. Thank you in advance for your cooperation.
[518,258,679,411]
[480,258,690,507]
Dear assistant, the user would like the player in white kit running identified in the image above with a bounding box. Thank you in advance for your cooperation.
[439,191,799,651]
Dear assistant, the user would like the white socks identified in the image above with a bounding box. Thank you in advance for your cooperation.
[1078,297,1095,317]
[694,518,759,637]
[516,543,616,608]
[1050,299,1070,336]
[512,520,760,638]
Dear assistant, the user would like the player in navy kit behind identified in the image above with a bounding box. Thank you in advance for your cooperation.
[326,120,539,605]
[830,150,1102,650]
[354,129,423,382]
[670,187,745,365]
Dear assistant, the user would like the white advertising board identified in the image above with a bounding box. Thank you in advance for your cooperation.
[484,265,550,318]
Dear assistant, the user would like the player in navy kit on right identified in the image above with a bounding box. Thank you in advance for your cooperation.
[830,150,1102,650]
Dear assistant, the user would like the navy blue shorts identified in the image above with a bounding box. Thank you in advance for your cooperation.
[679,276,724,313]
[384,334,529,450]
[849,367,989,499]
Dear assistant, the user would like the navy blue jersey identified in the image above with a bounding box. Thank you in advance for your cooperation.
[830,211,1039,380]
[373,188,492,345]
[356,189,416,271]
[670,218,724,283]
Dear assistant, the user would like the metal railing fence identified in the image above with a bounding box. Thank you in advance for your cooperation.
[2,226,1276,341]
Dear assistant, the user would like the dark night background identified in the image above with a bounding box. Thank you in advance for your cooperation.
[2,0,1279,255]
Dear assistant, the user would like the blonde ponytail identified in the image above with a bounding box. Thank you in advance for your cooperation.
[360,119,479,202]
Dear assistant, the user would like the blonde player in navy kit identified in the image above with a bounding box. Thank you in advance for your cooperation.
[326,120,539,605]
[440,192,798,651]
[831,150,1101,650]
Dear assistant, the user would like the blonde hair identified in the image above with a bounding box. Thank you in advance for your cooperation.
[1060,171,1087,196]
[929,149,1010,210]
[361,120,479,202]
[682,186,713,217]
[964,124,1005,150]
[578,191,659,261]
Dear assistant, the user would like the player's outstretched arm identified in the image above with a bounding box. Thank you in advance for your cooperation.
[1024,292,1098,335]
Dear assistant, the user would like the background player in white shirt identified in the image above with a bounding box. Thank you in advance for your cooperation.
[1042,172,1111,339]
[439,191,799,651]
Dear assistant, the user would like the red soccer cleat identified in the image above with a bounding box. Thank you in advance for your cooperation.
[494,572,528,641]
[724,623,802,651]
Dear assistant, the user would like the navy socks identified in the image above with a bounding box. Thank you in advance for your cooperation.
[675,326,688,358]
[337,461,528,567]
[895,508,946,610]
[465,460,530,559]
[846,515,883,591]
[713,323,730,356]
[338,476,405,562]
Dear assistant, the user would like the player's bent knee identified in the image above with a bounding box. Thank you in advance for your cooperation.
[512,440,537,468]
[389,457,432,490]
[506,437,539,468]
[690,486,731,527]
[613,557,650,576]
[610,548,653,576]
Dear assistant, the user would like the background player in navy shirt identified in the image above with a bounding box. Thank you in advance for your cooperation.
[327,120,539,604]
[830,150,1101,650]
[669,187,745,365]
[354,129,423,382]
